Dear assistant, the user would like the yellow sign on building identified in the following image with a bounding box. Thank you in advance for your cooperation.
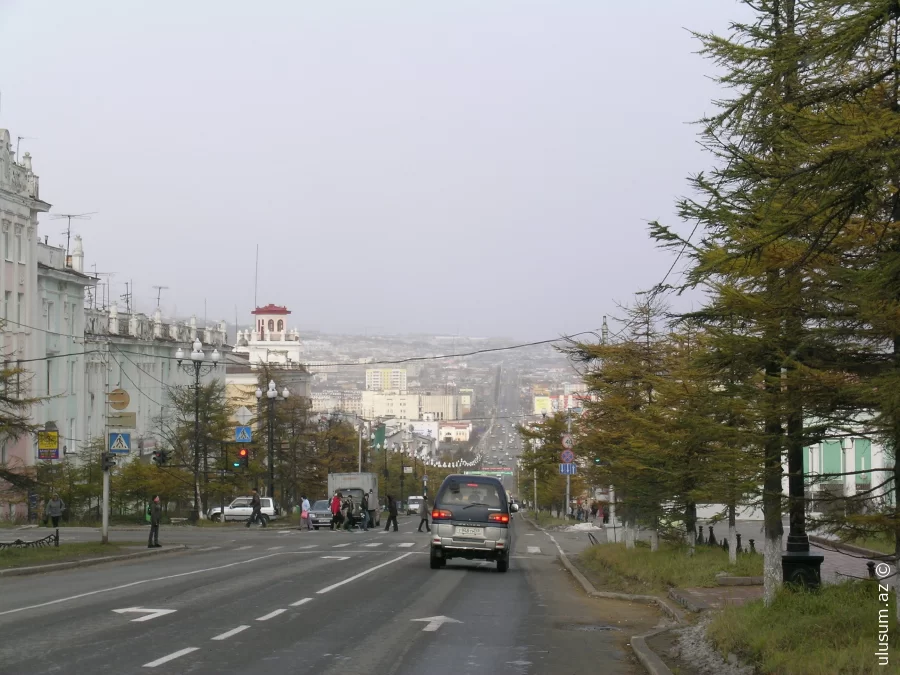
[533,396,551,416]
[38,431,59,450]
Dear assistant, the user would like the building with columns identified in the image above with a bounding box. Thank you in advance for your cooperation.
[0,130,49,516]
[233,304,304,367]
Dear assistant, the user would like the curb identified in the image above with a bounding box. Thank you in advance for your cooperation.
[0,544,188,577]
[524,515,683,675]
[809,535,891,559]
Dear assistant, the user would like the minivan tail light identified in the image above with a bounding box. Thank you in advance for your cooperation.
[432,509,453,520]
[489,513,510,523]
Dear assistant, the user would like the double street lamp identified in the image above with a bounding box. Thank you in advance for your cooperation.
[256,380,289,503]
[175,339,220,520]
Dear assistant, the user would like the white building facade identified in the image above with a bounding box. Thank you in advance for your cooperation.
[365,368,407,392]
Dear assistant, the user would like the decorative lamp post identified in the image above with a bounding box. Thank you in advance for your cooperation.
[175,339,220,521]
[255,380,289,503]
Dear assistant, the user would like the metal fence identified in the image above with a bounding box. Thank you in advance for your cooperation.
[0,529,60,549]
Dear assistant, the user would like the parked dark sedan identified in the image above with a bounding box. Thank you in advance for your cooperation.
[310,499,332,529]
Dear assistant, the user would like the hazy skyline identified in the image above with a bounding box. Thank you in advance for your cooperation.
[0,1,748,340]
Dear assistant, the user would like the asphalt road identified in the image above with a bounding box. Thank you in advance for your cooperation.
[0,516,660,675]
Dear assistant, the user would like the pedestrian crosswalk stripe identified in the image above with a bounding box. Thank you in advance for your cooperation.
[364,543,382,547]
[298,544,318,549]
[333,543,352,548]
[396,543,415,548]
[527,546,541,554]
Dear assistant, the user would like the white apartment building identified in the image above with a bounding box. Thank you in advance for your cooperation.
[366,368,407,392]
[360,390,420,421]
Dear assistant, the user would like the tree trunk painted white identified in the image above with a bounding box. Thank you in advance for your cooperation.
[625,520,636,549]
[728,524,737,565]
[649,528,659,552]
[687,527,695,557]
[763,532,782,606]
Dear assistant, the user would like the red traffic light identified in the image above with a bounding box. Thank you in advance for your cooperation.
[239,448,248,457]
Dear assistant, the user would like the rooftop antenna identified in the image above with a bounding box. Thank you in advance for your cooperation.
[152,285,169,309]
[120,281,132,314]
[93,271,116,310]
[50,212,97,258]
[15,136,37,163]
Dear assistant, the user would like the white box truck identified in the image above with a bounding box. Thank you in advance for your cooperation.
[327,472,380,527]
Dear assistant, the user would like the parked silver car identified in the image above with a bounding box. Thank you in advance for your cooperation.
[429,475,515,573]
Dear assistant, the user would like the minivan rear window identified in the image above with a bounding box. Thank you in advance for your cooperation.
[438,481,502,507]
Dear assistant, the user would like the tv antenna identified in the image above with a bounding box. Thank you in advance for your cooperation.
[15,136,37,163]
[91,267,116,309]
[120,280,133,314]
[50,212,97,258]
[152,285,169,309]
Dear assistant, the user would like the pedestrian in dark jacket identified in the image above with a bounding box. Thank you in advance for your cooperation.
[247,489,262,527]
[384,494,399,532]
[148,496,162,548]
[360,491,369,531]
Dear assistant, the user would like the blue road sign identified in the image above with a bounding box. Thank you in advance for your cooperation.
[559,463,577,475]
[235,426,252,443]
[109,432,131,454]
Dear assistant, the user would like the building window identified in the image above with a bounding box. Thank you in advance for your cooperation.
[47,302,53,331]
[16,232,23,263]
[2,230,8,261]
[17,293,23,326]
[46,360,52,395]
[3,292,9,320]
[68,361,75,392]
[277,320,284,331]
[268,319,274,331]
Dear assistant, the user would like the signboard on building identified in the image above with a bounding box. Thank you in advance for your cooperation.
[108,412,137,428]
[37,430,59,460]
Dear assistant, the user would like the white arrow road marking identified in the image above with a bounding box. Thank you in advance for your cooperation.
[211,625,250,641]
[527,546,541,554]
[411,615,463,632]
[143,647,199,668]
[113,607,177,622]
[256,609,286,621]
[321,556,350,560]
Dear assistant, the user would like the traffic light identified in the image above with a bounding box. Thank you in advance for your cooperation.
[234,448,249,469]
[152,450,169,467]
[101,452,116,472]
[593,457,601,465]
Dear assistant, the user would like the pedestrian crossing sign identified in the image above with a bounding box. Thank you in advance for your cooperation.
[108,432,131,454]
[235,426,252,443]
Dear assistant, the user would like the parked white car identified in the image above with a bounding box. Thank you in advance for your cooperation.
[208,497,280,524]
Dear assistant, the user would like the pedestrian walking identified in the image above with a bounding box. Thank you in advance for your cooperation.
[384,494,399,532]
[45,493,65,528]
[148,495,161,548]
[366,488,376,530]
[300,495,312,531]
[417,497,430,533]
[330,492,342,531]
[343,496,355,531]
[247,488,262,527]
[360,490,369,531]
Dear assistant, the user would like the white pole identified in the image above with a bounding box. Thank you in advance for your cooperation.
[101,468,110,544]
[533,467,537,513]
[358,422,363,473]
[565,413,572,520]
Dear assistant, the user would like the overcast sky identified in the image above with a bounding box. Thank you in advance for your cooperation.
[0,1,749,340]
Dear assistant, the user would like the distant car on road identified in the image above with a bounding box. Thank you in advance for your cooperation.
[208,497,280,524]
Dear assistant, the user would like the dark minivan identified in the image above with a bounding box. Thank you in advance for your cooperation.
[429,474,517,573]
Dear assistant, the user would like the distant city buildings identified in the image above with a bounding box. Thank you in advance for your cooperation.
[366,368,407,392]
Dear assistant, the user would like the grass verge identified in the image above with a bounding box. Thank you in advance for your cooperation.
[578,542,763,594]
[0,541,137,569]
[708,581,900,675]
[845,535,894,555]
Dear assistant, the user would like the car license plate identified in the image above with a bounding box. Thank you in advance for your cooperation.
[456,526,484,537]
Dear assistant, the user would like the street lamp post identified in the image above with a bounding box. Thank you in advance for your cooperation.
[255,380,289,503]
[175,339,220,521]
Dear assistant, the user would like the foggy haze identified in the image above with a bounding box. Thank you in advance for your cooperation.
[0,1,746,340]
